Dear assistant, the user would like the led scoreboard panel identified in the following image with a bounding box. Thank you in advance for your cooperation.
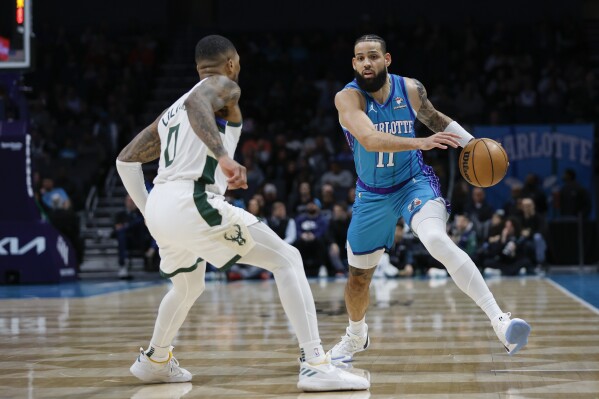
[0,0,31,69]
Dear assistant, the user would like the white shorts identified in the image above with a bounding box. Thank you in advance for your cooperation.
[145,180,258,277]
[347,242,385,270]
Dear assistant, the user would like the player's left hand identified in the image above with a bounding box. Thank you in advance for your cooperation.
[218,155,248,190]
[419,132,460,150]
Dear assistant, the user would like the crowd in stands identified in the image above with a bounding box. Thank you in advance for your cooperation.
[221,166,590,280]
[2,18,595,277]
[23,26,161,211]
[308,168,588,280]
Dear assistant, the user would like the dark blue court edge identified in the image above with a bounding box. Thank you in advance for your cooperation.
[0,280,165,299]
[549,274,599,310]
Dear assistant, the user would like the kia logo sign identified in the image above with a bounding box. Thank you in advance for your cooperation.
[56,236,69,265]
[0,237,46,255]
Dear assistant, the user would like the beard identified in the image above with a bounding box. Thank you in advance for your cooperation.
[354,68,388,92]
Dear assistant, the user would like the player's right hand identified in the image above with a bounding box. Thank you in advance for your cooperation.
[419,132,460,151]
[218,155,248,190]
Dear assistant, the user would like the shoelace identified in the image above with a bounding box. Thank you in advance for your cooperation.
[338,333,363,351]
[499,312,512,322]
[142,346,182,375]
[168,357,181,374]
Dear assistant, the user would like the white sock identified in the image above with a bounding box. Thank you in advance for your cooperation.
[477,293,502,321]
[145,343,170,362]
[348,317,366,336]
[301,339,325,363]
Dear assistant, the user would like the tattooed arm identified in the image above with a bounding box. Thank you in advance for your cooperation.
[335,89,459,152]
[405,78,452,132]
[183,75,240,158]
[185,75,247,190]
[406,78,474,146]
[117,111,164,163]
[184,75,247,189]
[115,111,166,215]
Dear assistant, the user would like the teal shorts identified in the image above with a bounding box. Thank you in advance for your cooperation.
[347,173,449,254]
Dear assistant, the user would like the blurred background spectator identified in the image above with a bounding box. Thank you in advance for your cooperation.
[375,219,415,278]
[326,203,351,276]
[481,216,534,276]
[449,213,479,262]
[558,168,591,218]
[294,200,330,277]
[113,195,153,278]
[36,176,84,266]
[519,197,548,267]
[267,201,297,245]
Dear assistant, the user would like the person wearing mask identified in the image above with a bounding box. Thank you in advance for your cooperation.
[294,200,330,277]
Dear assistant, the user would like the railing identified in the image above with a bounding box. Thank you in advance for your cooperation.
[104,166,118,198]
[84,185,98,220]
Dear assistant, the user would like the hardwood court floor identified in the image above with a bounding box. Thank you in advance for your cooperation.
[1,276,599,398]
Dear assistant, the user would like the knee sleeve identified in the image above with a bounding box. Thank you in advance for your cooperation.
[416,218,469,272]
[412,201,498,317]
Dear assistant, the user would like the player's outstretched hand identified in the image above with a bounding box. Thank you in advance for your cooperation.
[419,132,461,151]
[218,155,248,190]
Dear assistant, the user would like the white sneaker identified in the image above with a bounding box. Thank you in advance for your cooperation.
[373,266,385,279]
[383,263,399,278]
[118,266,132,280]
[328,326,370,363]
[492,313,531,355]
[297,391,371,399]
[427,268,448,278]
[483,268,502,277]
[130,347,192,383]
[130,382,193,398]
[297,353,370,392]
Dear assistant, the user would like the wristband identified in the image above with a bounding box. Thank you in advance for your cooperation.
[446,121,474,147]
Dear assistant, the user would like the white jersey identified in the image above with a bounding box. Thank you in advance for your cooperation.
[153,78,242,195]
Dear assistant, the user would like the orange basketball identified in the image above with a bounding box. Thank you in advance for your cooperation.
[459,138,509,187]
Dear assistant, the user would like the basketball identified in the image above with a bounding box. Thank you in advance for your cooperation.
[459,138,509,187]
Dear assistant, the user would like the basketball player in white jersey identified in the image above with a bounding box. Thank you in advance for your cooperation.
[116,35,369,392]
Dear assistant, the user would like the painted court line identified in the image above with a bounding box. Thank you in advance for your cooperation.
[491,369,599,373]
[545,277,599,316]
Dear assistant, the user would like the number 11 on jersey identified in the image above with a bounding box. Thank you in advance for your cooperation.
[376,152,395,168]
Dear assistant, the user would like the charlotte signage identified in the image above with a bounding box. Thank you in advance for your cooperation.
[472,124,594,218]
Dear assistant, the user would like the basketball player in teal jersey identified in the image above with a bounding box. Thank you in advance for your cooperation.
[329,35,531,362]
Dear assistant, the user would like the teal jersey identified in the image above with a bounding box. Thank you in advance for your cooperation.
[341,74,441,195]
